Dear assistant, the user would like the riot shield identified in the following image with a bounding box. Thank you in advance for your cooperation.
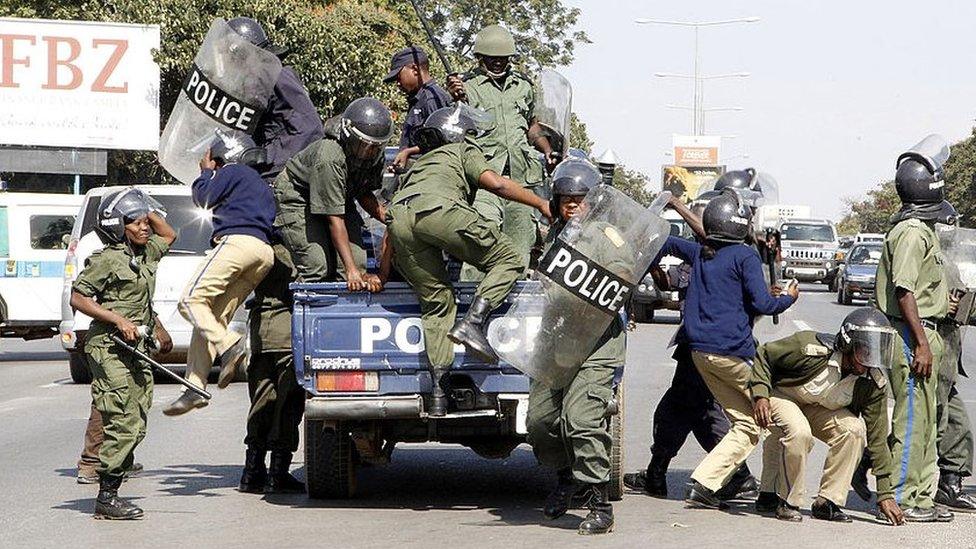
[534,69,572,158]
[937,224,976,325]
[158,19,283,184]
[494,187,671,388]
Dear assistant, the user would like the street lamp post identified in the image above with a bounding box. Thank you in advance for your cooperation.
[636,17,759,135]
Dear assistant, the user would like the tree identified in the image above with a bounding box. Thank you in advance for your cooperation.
[943,127,976,227]
[569,113,593,154]
[836,180,899,235]
[386,0,589,73]
[612,166,654,207]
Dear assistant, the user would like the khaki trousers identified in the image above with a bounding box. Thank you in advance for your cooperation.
[179,235,273,389]
[691,351,762,491]
[760,394,867,507]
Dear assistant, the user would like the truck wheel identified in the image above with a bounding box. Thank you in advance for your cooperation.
[608,382,625,502]
[305,419,357,499]
[69,352,92,384]
[632,303,655,323]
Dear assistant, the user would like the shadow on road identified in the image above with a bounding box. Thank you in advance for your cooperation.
[262,446,571,528]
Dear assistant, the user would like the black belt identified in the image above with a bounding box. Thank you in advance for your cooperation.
[886,315,940,331]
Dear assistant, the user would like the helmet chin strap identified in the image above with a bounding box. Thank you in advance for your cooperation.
[479,59,510,80]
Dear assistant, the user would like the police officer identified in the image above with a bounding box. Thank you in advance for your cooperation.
[750,308,905,525]
[69,189,177,519]
[624,191,758,502]
[227,17,324,182]
[526,159,621,535]
[238,243,305,494]
[875,136,957,522]
[447,25,558,277]
[273,97,393,289]
[934,306,976,511]
[384,45,452,170]
[380,106,552,416]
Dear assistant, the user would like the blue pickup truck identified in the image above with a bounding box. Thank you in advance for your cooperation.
[290,281,625,500]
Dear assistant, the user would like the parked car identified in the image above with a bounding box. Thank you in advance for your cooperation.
[0,192,84,339]
[59,185,246,383]
[836,243,882,305]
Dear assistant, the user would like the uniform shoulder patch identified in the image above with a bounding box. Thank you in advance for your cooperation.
[803,343,831,357]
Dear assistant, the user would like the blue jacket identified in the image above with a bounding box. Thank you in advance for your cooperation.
[254,66,325,181]
[657,236,795,358]
[400,80,452,148]
[192,163,276,245]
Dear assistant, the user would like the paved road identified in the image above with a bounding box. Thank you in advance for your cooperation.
[1,285,975,548]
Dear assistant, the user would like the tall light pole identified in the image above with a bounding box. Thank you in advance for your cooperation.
[636,17,759,135]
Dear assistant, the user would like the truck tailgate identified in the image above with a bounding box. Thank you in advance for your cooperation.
[292,282,531,397]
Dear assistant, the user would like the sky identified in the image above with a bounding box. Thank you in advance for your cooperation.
[561,0,976,220]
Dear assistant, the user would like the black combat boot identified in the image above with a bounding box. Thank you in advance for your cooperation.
[94,474,144,520]
[578,483,614,535]
[265,451,306,494]
[447,296,498,363]
[715,464,759,501]
[238,448,267,493]
[543,469,582,519]
[428,367,449,417]
[936,472,976,513]
[644,455,669,498]
[622,456,669,498]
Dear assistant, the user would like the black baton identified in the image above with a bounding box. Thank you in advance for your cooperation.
[109,333,212,400]
[407,0,455,76]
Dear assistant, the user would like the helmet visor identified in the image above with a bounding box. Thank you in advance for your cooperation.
[345,125,389,163]
[850,326,897,369]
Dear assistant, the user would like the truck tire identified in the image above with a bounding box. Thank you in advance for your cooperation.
[69,352,92,384]
[305,419,357,499]
[632,303,655,324]
[608,382,625,502]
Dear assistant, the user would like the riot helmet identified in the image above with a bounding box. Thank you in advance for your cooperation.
[339,97,394,166]
[227,17,287,57]
[472,25,517,57]
[208,130,267,169]
[549,158,601,221]
[690,189,721,219]
[95,188,155,244]
[895,134,950,205]
[702,189,752,243]
[835,307,897,371]
[414,105,480,153]
[713,168,766,209]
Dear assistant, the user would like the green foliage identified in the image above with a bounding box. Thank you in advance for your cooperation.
[569,113,593,154]
[839,128,976,233]
[611,166,654,207]
[393,0,589,73]
[837,180,899,235]
[943,128,976,228]
[0,0,589,184]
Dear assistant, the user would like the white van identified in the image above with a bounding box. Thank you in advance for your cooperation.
[0,192,84,340]
[60,185,246,383]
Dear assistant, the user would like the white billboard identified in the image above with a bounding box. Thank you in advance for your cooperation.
[0,17,160,150]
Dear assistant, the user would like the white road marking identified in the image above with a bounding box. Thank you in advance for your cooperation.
[793,320,814,331]
[39,379,73,388]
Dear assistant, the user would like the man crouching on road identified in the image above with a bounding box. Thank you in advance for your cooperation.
[749,307,905,525]
[526,159,621,535]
